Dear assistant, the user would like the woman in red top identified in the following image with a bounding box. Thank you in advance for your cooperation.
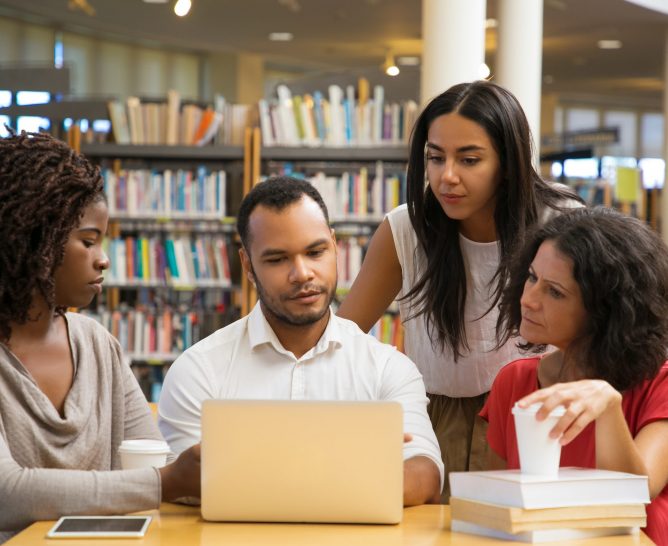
[482,207,668,544]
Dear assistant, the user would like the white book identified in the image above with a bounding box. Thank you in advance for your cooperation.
[390,103,400,144]
[126,170,139,215]
[345,84,356,144]
[451,519,639,544]
[327,85,345,147]
[163,169,173,216]
[172,238,190,286]
[258,99,274,147]
[217,170,226,218]
[448,467,650,510]
[359,101,373,146]
[372,85,384,144]
[348,238,362,281]
[276,85,299,146]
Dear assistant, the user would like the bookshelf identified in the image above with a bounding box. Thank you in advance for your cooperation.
[78,141,249,402]
[255,137,409,349]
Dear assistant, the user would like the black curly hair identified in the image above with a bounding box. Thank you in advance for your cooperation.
[0,131,104,342]
[496,207,668,392]
[237,175,329,253]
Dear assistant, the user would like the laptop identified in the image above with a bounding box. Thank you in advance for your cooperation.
[200,399,404,524]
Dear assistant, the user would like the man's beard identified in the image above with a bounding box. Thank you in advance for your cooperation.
[252,269,337,327]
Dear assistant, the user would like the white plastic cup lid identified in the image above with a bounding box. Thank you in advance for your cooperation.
[512,402,566,417]
[118,439,171,454]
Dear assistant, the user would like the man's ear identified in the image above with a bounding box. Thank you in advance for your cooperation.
[330,227,337,248]
[239,247,256,286]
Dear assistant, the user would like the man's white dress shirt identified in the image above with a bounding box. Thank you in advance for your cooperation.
[158,303,444,487]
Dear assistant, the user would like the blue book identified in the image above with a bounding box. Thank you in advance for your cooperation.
[313,91,326,141]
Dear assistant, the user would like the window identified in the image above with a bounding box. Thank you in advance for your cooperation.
[639,158,665,189]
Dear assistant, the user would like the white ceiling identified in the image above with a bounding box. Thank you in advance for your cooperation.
[0,0,666,104]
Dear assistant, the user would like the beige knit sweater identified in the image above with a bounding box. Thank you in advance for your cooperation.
[0,313,162,542]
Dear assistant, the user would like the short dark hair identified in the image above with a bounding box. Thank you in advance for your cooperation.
[497,207,668,391]
[404,80,581,359]
[237,175,329,251]
[0,131,104,342]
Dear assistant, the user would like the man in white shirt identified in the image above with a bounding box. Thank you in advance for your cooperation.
[158,176,443,505]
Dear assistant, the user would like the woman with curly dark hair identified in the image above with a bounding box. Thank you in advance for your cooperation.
[482,207,668,543]
[0,131,199,542]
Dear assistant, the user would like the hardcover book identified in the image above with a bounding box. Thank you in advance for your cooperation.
[448,468,649,509]
[450,497,646,534]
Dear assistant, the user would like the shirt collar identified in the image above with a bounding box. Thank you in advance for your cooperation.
[247,302,343,357]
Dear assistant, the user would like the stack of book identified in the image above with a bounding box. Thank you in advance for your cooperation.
[448,468,649,543]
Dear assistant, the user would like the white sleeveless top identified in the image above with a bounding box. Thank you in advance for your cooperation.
[387,199,579,397]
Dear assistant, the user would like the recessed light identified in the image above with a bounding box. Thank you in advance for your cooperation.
[597,39,622,49]
[397,56,420,66]
[174,0,191,16]
[269,32,294,42]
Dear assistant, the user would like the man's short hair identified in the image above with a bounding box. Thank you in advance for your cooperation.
[236,175,330,251]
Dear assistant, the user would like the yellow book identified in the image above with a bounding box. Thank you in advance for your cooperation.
[141,237,151,281]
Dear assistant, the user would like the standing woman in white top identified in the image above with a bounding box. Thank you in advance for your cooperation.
[337,80,582,500]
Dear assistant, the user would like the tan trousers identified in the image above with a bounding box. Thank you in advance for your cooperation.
[427,392,489,503]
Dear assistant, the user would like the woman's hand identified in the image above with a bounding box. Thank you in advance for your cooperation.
[517,380,622,445]
[159,443,201,502]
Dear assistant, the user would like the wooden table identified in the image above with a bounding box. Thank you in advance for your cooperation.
[6,503,653,545]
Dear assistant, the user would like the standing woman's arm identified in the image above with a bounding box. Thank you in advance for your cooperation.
[337,219,403,332]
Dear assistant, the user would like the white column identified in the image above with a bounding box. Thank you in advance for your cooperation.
[420,0,486,106]
[661,29,668,242]
[496,0,544,157]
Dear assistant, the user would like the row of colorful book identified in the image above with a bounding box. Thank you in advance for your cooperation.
[308,166,406,221]
[107,90,252,146]
[84,307,198,360]
[259,80,418,147]
[83,306,233,365]
[102,166,228,219]
[103,234,232,288]
[368,313,404,352]
[449,468,649,542]
[336,237,365,290]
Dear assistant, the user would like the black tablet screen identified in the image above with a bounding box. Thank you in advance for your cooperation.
[53,517,148,533]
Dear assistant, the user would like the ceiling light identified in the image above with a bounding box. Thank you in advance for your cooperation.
[597,39,622,49]
[174,0,191,17]
[397,56,420,66]
[383,52,400,76]
[269,32,293,42]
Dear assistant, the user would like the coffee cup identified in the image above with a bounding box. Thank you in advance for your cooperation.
[118,439,171,470]
[511,402,566,477]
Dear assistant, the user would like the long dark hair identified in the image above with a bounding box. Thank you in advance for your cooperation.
[496,207,668,391]
[405,80,581,359]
